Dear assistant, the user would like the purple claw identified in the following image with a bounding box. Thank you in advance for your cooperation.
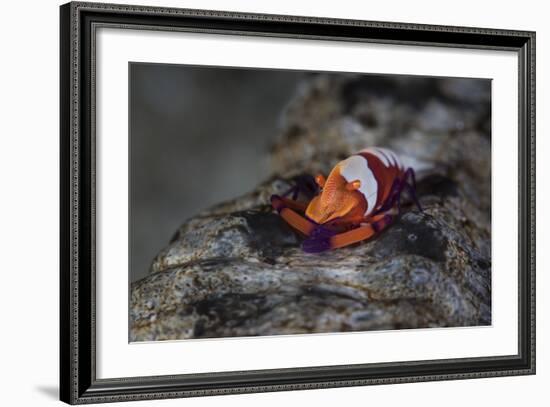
[302,225,335,253]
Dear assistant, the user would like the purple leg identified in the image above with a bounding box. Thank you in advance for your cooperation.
[283,174,319,200]
[403,182,423,212]
[403,167,418,191]
[282,185,298,199]
[397,191,403,214]
[372,168,422,216]
[372,213,394,233]
[373,178,402,215]
[394,168,422,212]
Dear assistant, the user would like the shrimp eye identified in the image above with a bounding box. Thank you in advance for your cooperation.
[346,180,361,191]
[315,174,326,188]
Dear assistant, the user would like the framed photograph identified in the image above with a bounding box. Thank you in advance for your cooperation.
[60,1,535,404]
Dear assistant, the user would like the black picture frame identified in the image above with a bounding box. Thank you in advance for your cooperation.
[60,1,536,404]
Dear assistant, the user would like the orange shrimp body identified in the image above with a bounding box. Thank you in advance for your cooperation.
[306,148,404,226]
[271,147,421,252]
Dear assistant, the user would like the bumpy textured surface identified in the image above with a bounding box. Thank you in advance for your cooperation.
[130,74,491,341]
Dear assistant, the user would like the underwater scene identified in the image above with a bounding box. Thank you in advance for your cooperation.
[129,63,491,341]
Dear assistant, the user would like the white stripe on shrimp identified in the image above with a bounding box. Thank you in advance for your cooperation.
[339,155,378,216]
